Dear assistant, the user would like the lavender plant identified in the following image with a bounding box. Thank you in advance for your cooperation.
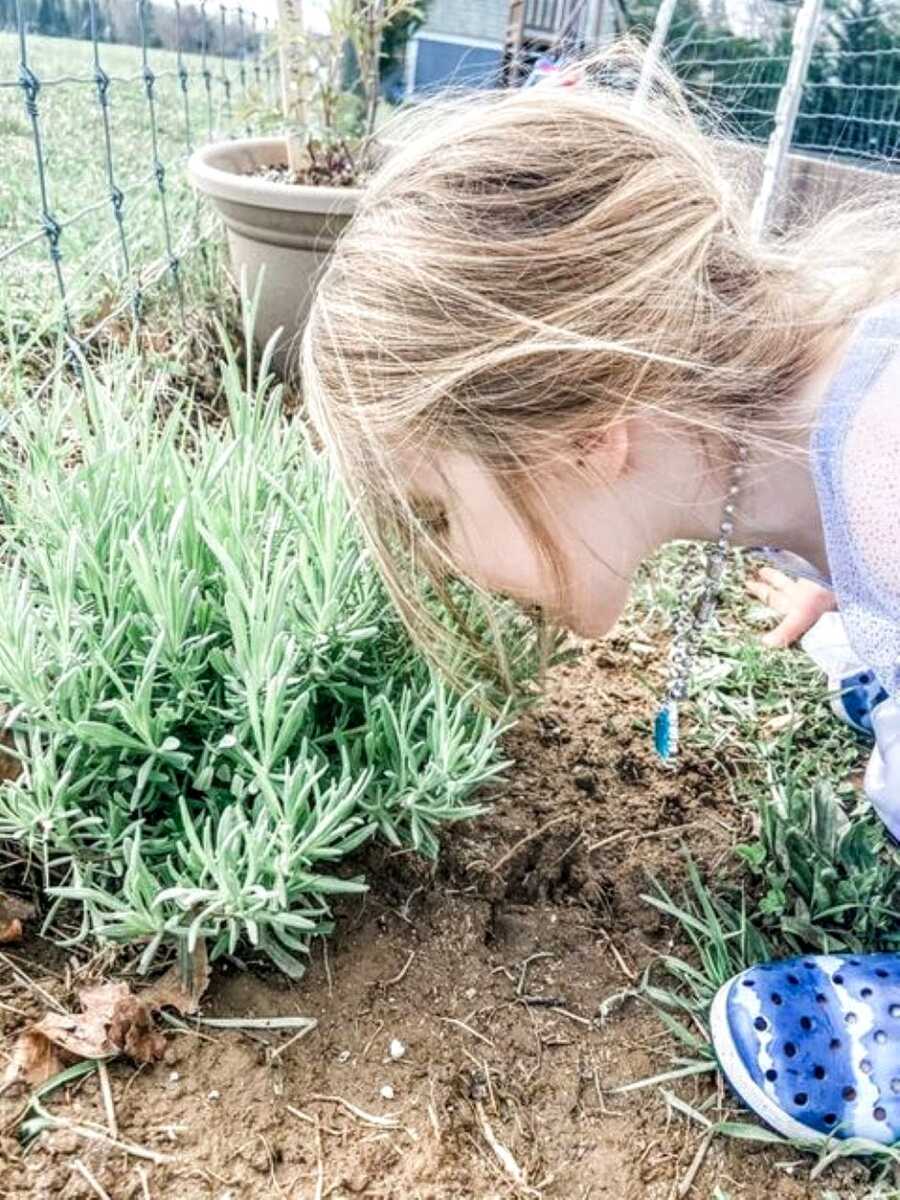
[0,309,536,977]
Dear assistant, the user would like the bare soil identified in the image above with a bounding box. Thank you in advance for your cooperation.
[0,634,876,1199]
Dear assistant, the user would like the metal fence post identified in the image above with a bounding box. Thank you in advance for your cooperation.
[751,0,824,236]
[89,0,140,326]
[219,3,233,130]
[200,0,215,139]
[137,0,186,319]
[634,0,678,107]
[14,0,73,339]
[174,0,194,154]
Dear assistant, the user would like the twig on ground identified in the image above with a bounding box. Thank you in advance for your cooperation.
[551,1006,591,1027]
[371,950,415,988]
[0,999,32,1018]
[301,1094,400,1129]
[97,1061,117,1139]
[72,1158,113,1200]
[596,988,638,1026]
[285,1106,342,1136]
[135,1165,152,1200]
[259,1133,287,1199]
[590,1065,624,1117]
[0,951,66,1013]
[193,1016,318,1031]
[516,952,554,998]
[439,1016,494,1048]
[491,814,571,875]
[37,1108,175,1164]
[314,1115,325,1200]
[586,821,705,854]
[323,941,333,998]
[598,931,638,983]
[399,885,425,923]
[268,1021,318,1062]
[482,1058,497,1116]
[676,1129,713,1197]
[361,1019,385,1058]
[426,1075,441,1139]
[473,1100,538,1197]
[609,1061,717,1096]
[545,831,584,872]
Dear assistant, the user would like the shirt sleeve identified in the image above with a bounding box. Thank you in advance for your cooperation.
[865,696,900,840]
[838,349,900,697]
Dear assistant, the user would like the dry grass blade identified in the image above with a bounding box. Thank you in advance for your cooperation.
[299,1094,400,1129]
[473,1100,539,1197]
[72,1158,113,1200]
[97,1060,118,1139]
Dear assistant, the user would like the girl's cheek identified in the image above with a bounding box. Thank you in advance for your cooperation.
[452,527,548,603]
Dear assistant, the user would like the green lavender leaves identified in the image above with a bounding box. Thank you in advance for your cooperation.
[0,325,530,977]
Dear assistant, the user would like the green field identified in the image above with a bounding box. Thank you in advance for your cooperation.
[0,32,280,341]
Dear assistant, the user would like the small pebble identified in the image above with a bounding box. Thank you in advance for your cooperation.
[337,1049,351,1063]
[380,1084,395,1100]
[465,986,476,1000]
[168,1070,180,1083]
[389,1038,406,1060]
[208,1089,221,1102]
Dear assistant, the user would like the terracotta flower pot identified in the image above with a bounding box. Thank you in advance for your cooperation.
[188,137,361,375]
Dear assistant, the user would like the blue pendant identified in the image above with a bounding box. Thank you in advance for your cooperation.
[654,700,679,761]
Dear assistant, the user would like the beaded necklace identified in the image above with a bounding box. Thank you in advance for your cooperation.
[653,445,748,760]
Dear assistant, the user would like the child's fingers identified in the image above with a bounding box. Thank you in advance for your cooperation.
[761,612,813,649]
[745,575,791,614]
[757,566,793,590]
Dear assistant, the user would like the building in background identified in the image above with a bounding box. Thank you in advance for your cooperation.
[406,0,616,96]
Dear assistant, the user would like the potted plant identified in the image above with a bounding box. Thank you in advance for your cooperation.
[188,0,426,373]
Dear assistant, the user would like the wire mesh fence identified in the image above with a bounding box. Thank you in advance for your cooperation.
[0,0,280,349]
[4,0,900,355]
[794,6,900,161]
[655,0,900,163]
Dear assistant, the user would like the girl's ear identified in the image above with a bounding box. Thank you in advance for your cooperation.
[577,421,630,484]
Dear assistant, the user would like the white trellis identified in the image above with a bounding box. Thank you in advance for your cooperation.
[505,0,898,234]
[750,0,825,234]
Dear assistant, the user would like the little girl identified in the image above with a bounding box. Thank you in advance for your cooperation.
[302,44,900,1149]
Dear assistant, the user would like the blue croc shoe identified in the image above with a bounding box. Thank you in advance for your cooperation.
[710,953,900,1145]
[800,612,888,740]
[830,669,889,739]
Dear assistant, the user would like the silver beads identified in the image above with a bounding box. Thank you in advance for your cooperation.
[655,441,747,763]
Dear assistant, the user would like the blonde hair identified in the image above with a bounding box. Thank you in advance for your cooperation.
[301,40,900,688]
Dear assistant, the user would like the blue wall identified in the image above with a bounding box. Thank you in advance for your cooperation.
[413,39,503,94]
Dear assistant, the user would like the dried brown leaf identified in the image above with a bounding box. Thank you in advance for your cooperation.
[0,890,36,943]
[0,918,22,943]
[3,981,166,1089]
[2,1027,67,1087]
[0,737,21,782]
[105,989,166,1063]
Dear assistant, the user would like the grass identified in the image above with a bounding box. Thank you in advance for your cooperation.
[0,31,282,345]
[629,545,900,1180]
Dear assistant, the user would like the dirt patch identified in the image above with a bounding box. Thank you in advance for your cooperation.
[0,635,874,1198]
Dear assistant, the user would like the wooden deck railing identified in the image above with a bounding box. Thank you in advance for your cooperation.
[524,0,568,35]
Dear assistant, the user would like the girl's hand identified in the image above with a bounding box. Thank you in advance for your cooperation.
[745,567,837,648]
